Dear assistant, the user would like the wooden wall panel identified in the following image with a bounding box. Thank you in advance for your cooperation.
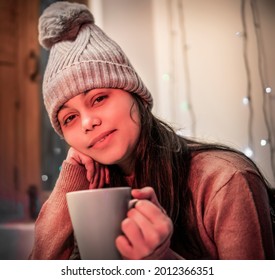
[17,0,41,194]
[0,0,40,221]
[0,0,18,196]
[0,66,17,195]
[0,1,17,63]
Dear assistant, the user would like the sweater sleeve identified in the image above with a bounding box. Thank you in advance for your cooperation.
[204,171,274,259]
[29,161,89,259]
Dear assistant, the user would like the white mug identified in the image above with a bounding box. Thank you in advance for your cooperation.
[66,187,132,260]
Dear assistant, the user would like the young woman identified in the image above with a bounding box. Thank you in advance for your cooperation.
[29,2,275,260]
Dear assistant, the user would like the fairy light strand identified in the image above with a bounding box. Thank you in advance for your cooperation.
[166,0,177,122]
[177,0,197,136]
[250,0,275,182]
[240,0,254,154]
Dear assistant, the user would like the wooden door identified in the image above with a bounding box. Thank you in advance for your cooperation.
[0,0,40,221]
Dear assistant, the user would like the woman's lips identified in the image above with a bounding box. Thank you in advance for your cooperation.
[87,130,116,148]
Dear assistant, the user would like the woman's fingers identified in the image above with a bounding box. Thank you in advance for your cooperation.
[130,200,173,244]
[117,195,173,260]
[116,218,144,255]
[131,187,168,216]
[98,164,106,188]
[88,162,108,189]
[84,158,96,183]
[131,187,161,208]
[116,216,153,260]
[66,147,108,189]
[88,161,98,189]
[134,199,169,224]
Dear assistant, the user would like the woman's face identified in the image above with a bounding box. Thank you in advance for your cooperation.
[57,88,141,173]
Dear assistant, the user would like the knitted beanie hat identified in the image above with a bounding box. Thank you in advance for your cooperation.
[39,1,153,137]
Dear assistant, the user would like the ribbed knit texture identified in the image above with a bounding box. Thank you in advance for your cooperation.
[39,2,153,137]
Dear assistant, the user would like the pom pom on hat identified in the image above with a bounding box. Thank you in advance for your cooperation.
[39,1,94,50]
[39,1,153,137]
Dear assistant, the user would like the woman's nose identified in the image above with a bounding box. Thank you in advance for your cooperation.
[81,114,101,133]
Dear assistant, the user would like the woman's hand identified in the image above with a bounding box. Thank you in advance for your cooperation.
[65,147,109,189]
[116,187,173,259]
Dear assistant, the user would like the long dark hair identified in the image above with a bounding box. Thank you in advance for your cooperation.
[108,95,192,220]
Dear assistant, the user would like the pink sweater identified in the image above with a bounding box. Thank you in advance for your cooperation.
[29,150,275,259]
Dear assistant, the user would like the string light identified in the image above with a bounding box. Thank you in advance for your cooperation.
[235,31,245,37]
[250,0,275,182]
[265,87,272,94]
[240,0,274,184]
[53,147,61,155]
[176,129,185,137]
[41,175,48,182]
[177,0,196,136]
[244,147,254,158]
[240,0,254,156]
[242,96,250,105]
[162,73,170,81]
[260,139,268,147]
[180,101,189,112]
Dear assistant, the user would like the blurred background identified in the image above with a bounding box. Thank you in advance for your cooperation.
[0,0,274,259]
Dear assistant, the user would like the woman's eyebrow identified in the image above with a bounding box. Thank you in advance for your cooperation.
[83,89,91,95]
[84,89,107,96]
[58,104,69,112]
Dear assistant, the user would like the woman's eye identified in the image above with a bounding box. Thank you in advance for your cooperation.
[63,115,76,125]
[94,95,107,105]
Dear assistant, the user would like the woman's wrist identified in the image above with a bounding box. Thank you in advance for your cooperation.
[57,161,89,191]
